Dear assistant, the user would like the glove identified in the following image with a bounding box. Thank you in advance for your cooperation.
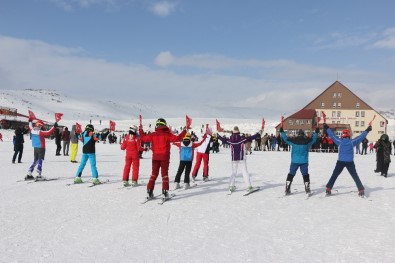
[323,123,329,130]
[366,126,372,132]
[54,122,58,128]
[279,127,284,133]
[315,127,320,133]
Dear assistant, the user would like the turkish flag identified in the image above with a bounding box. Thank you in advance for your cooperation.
[317,116,321,128]
[110,120,116,131]
[216,119,223,132]
[369,115,376,126]
[28,110,37,121]
[261,118,265,130]
[321,111,327,123]
[186,115,192,129]
[55,113,63,122]
[75,122,82,134]
[280,115,284,128]
[205,124,212,135]
[139,114,142,127]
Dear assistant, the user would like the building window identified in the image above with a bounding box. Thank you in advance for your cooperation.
[337,121,340,124]
[288,120,293,125]
[321,102,325,108]
[295,120,300,125]
[361,121,365,127]
[332,111,336,117]
[337,102,341,108]
[355,121,359,127]
[356,102,360,108]
[300,120,304,125]
[356,111,359,117]
[332,102,336,108]
[338,92,342,98]
[361,111,365,117]
[337,111,341,117]
[333,93,337,98]
[380,121,385,127]
[307,120,311,124]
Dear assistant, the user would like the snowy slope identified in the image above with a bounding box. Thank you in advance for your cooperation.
[1,126,394,263]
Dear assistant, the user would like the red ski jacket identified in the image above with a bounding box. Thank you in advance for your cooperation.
[139,126,186,161]
[121,134,145,158]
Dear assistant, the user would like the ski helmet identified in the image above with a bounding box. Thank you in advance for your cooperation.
[35,120,45,127]
[85,124,94,132]
[129,125,138,135]
[342,129,350,138]
[156,118,167,128]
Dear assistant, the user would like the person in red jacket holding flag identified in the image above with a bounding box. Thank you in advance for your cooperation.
[121,125,146,187]
[139,118,187,200]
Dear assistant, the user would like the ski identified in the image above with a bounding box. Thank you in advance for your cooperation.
[177,183,198,191]
[88,180,109,187]
[305,191,314,199]
[243,187,260,196]
[141,194,163,204]
[27,178,58,184]
[158,193,176,205]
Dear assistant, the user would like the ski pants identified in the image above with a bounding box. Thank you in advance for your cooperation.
[147,159,170,191]
[122,155,140,182]
[28,148,45,175]
[192,152,209,178]
[70,143,78,162]
[75,153,98,178]
[229,159,251,188]
[326,161,364,190]
[174,160,192,183]
[289,163,309,176]
[12,143,24,163]
[63,141,70,155]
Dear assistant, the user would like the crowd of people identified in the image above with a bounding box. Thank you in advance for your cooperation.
[7,118,394,200]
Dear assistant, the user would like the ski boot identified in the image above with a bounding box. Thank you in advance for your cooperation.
[174,182,181,190]
[131,181,138,187]
[358,189,365,197]
[147,189,154,200]
[74,177,83,184]
[162,189,169,200]
[184,183,190,190]
[92,178,101,185]
[35,175,44,181]
[285,181,292,195]
[203,176,209,182]
[246,186,253,193]
[25,174,35,181]
[325,187,332,196]
[304,182,311,194]
[192,176,196,183]
[123,180,131,187]
[229,185,236,192]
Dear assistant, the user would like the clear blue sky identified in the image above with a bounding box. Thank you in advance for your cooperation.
[1,0,394,117]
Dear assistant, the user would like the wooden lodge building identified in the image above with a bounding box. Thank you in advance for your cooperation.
[277,81,387,142]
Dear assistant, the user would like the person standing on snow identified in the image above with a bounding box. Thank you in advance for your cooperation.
[373,134,391,177]
[62,127,71,156]
[217,126,262,193]
[172,132,208,190]
[139,118,187,200]
[12,125,29,164]
[70,124,80,163]
[191,129,213,182]
[26,120,57,180]
[280,128,319,195]
[73,124,108,185]
[324,123,372,197]
[121,125,146,187]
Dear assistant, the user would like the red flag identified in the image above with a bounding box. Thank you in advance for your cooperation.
[321,111,327,123]
[261,118,265,130]
[109,120,116,131]
[216,119,223,132]
[206,124,212,135]
[280,115,284,128]
[316,116,321,128]
[369,115,376,126]
[28,110,37,121]
[55,113,63,122]
[139,114,142,127]
[75,122,82,134]
[186,115,192,129]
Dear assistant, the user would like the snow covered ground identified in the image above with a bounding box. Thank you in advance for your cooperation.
[1,125,395,263]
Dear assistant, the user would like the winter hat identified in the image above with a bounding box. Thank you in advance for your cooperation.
[34,120,45,127]
[380,134,389,141]
[156,118,167,128]
[342,129,351,138]
[297,129,305,136]
[233,126,240,133]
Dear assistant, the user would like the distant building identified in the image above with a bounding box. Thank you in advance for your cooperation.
[276,81,387,141]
